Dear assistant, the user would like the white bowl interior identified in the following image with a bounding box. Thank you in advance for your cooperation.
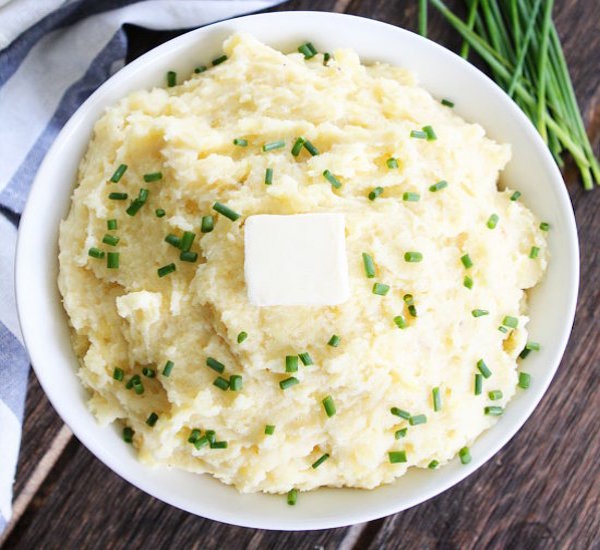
[16,12,578,530]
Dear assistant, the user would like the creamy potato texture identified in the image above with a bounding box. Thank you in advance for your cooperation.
[58,34,547,494]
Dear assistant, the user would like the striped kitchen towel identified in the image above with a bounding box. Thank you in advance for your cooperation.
[0,0,282,532]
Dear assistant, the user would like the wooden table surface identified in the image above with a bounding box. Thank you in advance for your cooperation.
[2,1,599,548]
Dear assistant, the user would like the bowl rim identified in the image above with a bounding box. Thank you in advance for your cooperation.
[15,10,579,530]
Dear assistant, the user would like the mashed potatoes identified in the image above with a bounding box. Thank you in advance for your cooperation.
[58,34,547,494]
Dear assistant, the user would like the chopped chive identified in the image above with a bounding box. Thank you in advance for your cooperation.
[403,294,414,305]
[458,447,471,464]
[428,459,440,469]
[461,254,473,269]
[410,130,427,139]
[155,208,166,218]
[206,357,225,374]
[312,453,330,469]
[262,140,285,152]
[432,387,442,412]
[327,334,340,347]
[386,158,399,169]
[372,282,390,296]
[125,375,140,389]
[233,138,248,147]
[518,372,531,389]
[213,202,240,221]
[498,325,509,334]
[403,192,420,202]
[102,234,119,247]
[194,435,209,449]
[323,52,331,65]
[287,489,298,506]
[265,167,273,185]
[142,367,155,378]
[368,186,384,200]
[285,355,299,373]
[540,222,550,231]
[165,234,181,248]
[298,42,317,59]
[394,315,407,329]
[409,414,427,426]
[519,348,531,360]
[502,316,519,328]
[391,407,411,420]
[211,440,228,449]
[237,331,248,344]
[188,429,201,443]
[429,180,448,192]
[108,192,128,200]
[205,430,216,445]
[265,424,275,435]
[157,263,176,277]
[525,342,541,351]
[408,305,418,318]
[389,451,407,464]
[472,309,489,318]
[477,359,492,378]
[180,231,195,252]
[323,169,342,189]
[510,191,522,201]
[166,71,176,87]
[441,98,454,107]
[229,375,242,391]
[143,172,163,182]
[180,251,198,262]
[484,406,503,416]
[88,247,105,259]
[110,164,128,183]
[212,55,228,66]
[162,360,174,377]
[488,390,503,401]
[201,215,215,233]
[194,65,207,74]
[362,252,376,278]
[423,125,437,141]
[126,188,149,216]
[530,246,540,259]
[486,214,499,229]
[474,373,483,395]
[404,251,423,263]
[213,376,230,391]
[298,352,313,366]
[133,382,144,395]
[113,367,124,381]
[107,252,119,269]
[395,428,408,439]
[146,412,158,427]
[291,137,305,156]
[279,377,299,390]
[303,140,319,156]
[464,275,473,289]
[107,219,118,230]
[123,427,134,443]
[322,395,336,417]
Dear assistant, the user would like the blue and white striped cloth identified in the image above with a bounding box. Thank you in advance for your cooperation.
[0,0,281,532]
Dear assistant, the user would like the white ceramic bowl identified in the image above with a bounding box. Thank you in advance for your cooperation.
[16,11,579,530]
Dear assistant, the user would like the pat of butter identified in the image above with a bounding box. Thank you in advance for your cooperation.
[244,213,350,307]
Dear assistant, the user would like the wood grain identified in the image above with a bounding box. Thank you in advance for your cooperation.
[4,0,600,548]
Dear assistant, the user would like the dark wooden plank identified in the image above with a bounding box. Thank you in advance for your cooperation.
[12,373,69,497]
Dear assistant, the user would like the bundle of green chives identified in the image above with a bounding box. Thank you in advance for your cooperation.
[419,0,599,190]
